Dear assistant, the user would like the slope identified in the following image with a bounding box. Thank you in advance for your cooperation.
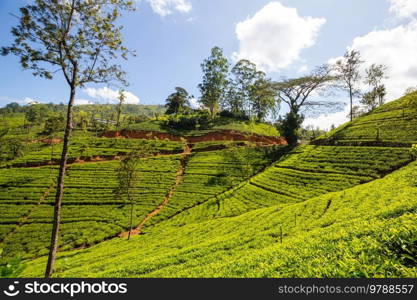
[21,160,417,277]
[313,91,417,146]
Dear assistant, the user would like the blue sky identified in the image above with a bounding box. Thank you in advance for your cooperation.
[1,0,416,128]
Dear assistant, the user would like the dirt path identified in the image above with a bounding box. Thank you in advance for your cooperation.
[119,143,192,237]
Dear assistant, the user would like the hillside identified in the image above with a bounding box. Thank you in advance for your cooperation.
[1,94,417,278]
[313,92,417,146]
[21,160,417,277]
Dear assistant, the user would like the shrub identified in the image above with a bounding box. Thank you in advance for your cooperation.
[162,112,211,130]
[411,144,417,160]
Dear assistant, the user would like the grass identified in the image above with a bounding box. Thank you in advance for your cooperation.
[1,137,184,167]
[0,156,180,260]
[20,160,417,278]
[314,92,417,146]
[0,146,279,261]
[167,145,412,226]
[127,117,280,137]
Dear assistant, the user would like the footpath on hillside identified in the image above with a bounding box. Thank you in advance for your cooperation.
[119,143,192,237]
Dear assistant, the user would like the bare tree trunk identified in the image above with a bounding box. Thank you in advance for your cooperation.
[45,85,76,278]
[128,190,133,240]
[349,86,353,122]
[116,102,122,132]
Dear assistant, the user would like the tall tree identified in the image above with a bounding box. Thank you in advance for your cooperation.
[116,90,126,131]
[228,59,259,116]
[364,64,388,107]
[2,0,135,278]
[165,87,191,115]
[198,47,229,116]
[333,50,364,121]
[273,65,338,145]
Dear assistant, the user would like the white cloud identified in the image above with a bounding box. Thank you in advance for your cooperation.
[145,0,192,17]
[232,2,326,72]
[189,97,200,109]
[84,87,140,104]
[303,105,350,131]
[24,97,41,105]
[347,20,417,100]
[74,99,93,105]
[388,0,417,19]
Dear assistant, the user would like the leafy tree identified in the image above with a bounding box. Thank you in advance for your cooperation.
[165,87,191,115]
[249,77,277,121]
[0,138,25,162]
[279,112,305,146]
[273,65,338,145]
[3,102,21,113]
[43,114,65,136]
[362,64,388,111]
[198,47,229,116]
[2,0,135,278]
[25,105,41,132]
[333,50,364,121]
[114,149,149,240]
[227,59,259,116]
[116,90,126,131]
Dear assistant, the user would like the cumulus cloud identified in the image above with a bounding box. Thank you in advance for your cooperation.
[232,2,326,72]
[303,105,350,131]
[84,87,140,104]
[145,0,192,17]
[312,1,417,130]
[347,20,417,100]
[388,0,417,19]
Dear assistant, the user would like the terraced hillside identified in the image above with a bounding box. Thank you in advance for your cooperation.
[314,91,417,146]
[0,145,280,261]
[22,160,417,278]
[2,94,417,278]
[162,145,413,226]
[1,137,184,168]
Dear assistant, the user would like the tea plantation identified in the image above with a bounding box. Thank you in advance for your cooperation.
[0,146,278,261]
[21,160,417,277]
[1,94,417,278]
[314,91,417,146]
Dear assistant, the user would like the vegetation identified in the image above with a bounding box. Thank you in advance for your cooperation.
[20,160,417,278]
[314,92,417,146]
[333,50,364,121]
[1,1,417,281]
[2,0,136,277]
[273,65,339,145]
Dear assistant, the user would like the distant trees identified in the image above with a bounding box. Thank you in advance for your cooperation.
[404,86,417,96]
[227,59,259,116]
[333,50,364,121]
[273,65,339,145]
[165,87,191,115]
[196,47,279,122]
[2,0,135,278]
[199,47,229,116]
[249,77,277,121]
